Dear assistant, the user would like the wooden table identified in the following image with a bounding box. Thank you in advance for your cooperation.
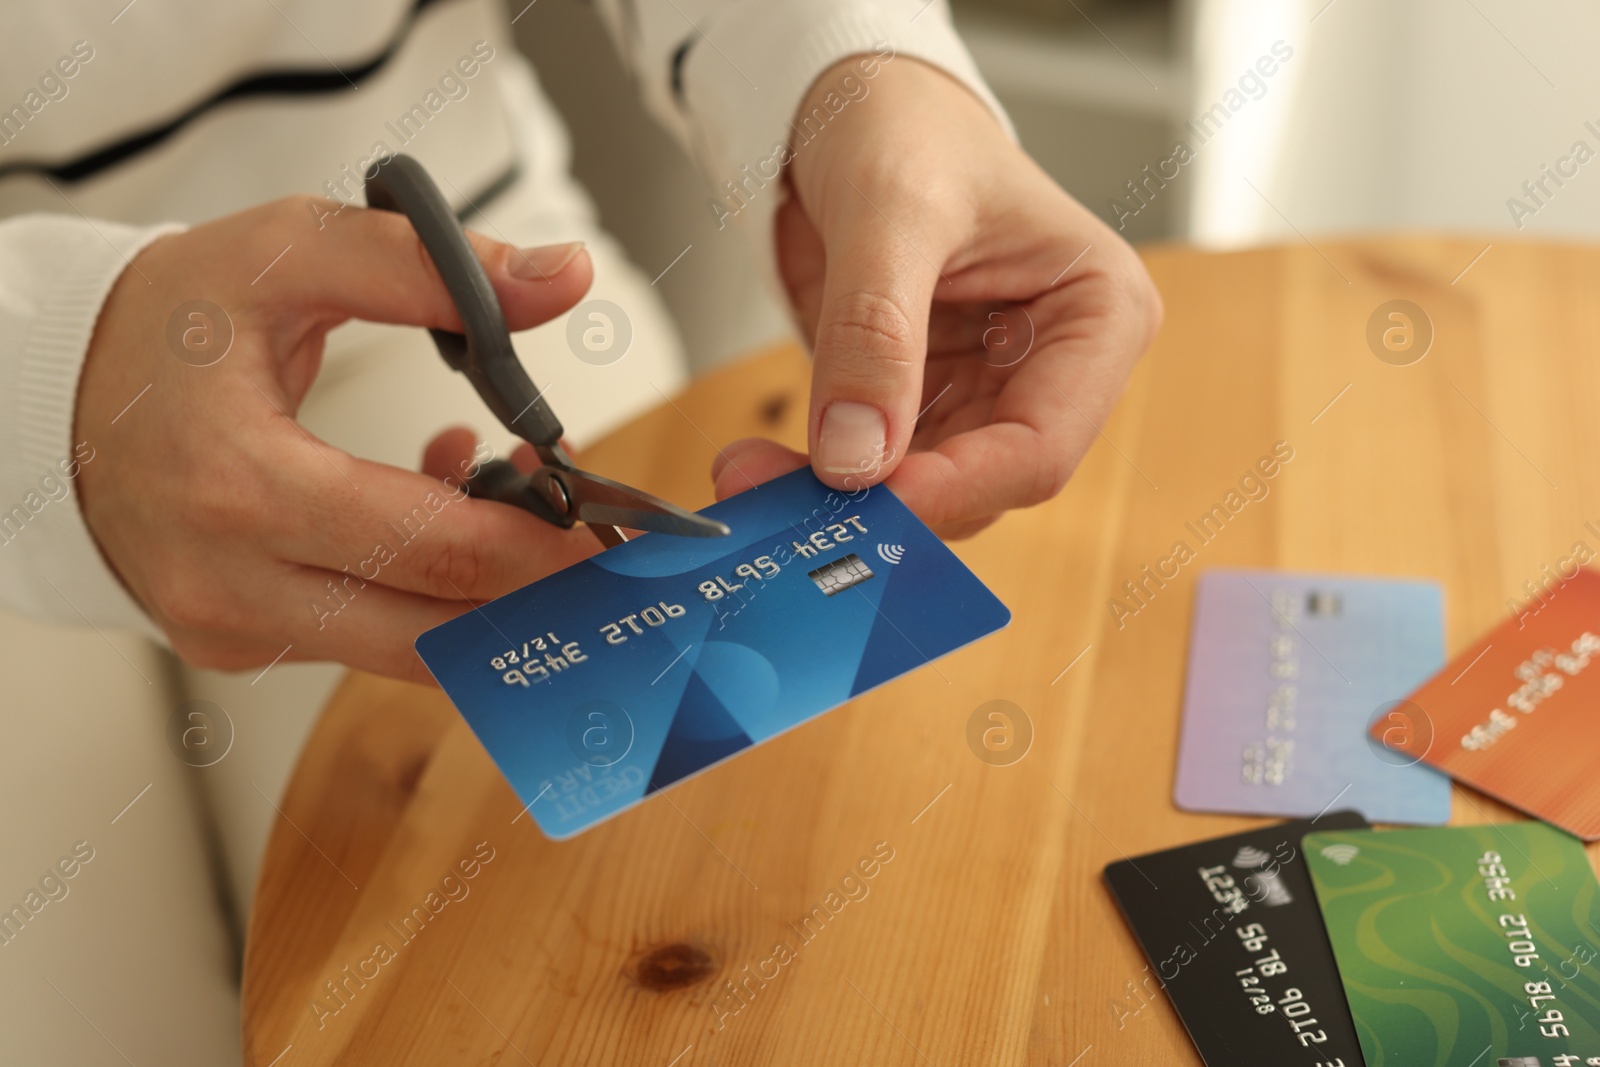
[242,238,1600,1065]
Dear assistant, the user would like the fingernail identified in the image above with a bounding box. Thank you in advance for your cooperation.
[509,241,584,281]
[816,401,887,475]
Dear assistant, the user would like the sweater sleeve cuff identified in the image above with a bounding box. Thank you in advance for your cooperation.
[677,0,1013,276]
[0,215,184,640]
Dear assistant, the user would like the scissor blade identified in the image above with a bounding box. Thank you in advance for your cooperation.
[563,467,731,539]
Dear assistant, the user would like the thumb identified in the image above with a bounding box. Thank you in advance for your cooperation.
[807,214,940,489]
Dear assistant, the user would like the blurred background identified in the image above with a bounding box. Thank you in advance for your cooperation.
[517,0,1600,374]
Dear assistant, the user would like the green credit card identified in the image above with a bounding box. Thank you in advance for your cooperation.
[1304,823,1600,1066]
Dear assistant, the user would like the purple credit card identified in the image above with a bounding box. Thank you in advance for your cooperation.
[1174,569,1450,825]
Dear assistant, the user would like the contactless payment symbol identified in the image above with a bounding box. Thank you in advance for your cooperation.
[876,543,905,565]
[1231,845,1294,906]
[1320,842,1360,866]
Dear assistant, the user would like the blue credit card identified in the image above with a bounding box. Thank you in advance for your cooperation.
[416,468,1010,839]
[1174,569,1450,825]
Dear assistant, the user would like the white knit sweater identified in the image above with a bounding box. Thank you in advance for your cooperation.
[0,0,1004,633]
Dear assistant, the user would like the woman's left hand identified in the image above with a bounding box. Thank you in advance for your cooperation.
[711,55,1163,538]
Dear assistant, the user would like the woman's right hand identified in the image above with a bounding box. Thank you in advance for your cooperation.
[74,196,599,683]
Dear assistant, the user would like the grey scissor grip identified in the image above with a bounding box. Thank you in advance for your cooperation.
[363,154,564,447]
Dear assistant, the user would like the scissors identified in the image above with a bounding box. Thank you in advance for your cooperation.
[363,154,729,549]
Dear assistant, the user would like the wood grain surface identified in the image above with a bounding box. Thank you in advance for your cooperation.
[242,239,1600,1066]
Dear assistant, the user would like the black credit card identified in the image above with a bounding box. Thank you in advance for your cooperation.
[1104,812,1368,1066]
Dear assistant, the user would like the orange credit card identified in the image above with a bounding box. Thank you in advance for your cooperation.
[1373,567,1600,839]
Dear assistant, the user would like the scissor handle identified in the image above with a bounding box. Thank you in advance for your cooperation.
[363,154,563,448]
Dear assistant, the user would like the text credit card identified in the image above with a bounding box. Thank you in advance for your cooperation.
[1305,822,1600,1066]
[1176,569,1451,824]
[417,468,1010,838]
[1105,812,1369,1066]
[1375,566,1600,839]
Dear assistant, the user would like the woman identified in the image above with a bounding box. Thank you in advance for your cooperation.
[0,0,1158,1060]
